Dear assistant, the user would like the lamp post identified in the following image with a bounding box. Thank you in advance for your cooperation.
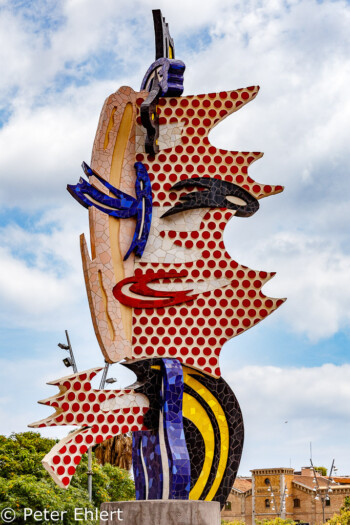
[86,361,117,502]
[58,334,118,502]
[99,361,117,389]
[310,458,336,523]
[265,478,289,518]
[58,330,78,373]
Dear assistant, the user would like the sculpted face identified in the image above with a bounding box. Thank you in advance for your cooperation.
[67,85,284,376]
[30,10,285,502]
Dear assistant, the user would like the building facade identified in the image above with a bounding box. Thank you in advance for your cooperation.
[222,467,350,524]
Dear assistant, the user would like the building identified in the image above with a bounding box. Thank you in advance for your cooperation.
[222,467,350,524]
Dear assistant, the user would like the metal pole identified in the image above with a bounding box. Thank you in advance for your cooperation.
[65,330,78,373]
[266,479,279,517]
[310,458,321,522]
[280,484,287,519]
[322,459,335,523]
[63,331,92,500]
[87,360,111,502]
[310,457,335,523]
[321,495,325,523]
[88,447,93,502]
[99,361,109,389]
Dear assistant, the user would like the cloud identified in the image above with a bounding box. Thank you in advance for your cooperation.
[0,83,113,209]
[1,0,350,344]
[0,0,350,478]
[224,223,350,341]
[226,363,350,474]
[0,204,89,330]
[0,355,138,437]
[2,359,349,477]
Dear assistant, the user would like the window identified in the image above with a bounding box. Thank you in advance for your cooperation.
[265,499,271,508]
[225,501,232,511]
[326,498,331,507]
[294,498,301,508]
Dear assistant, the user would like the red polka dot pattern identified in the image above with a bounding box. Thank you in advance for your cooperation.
[30,368,148,488]
[131,87,285,377]
[132,210,285,377]
[135,87,284,207]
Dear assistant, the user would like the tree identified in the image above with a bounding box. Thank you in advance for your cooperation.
[221,520,245,525]
[341,497,350,512]
[0,432,135,524]
[327,497,350,525]
[94,434,132,471]
[314,466,328,476]
[255,519,296,525]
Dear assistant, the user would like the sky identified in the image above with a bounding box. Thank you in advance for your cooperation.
[0,0,349,477]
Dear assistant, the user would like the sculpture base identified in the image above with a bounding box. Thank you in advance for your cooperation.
[100,500,221,525]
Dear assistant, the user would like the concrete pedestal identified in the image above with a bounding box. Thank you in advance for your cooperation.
[99,500,221,525]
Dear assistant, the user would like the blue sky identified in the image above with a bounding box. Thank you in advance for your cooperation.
[0,0,350,477]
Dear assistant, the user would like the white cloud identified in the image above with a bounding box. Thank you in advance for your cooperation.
[224,222,350,340]
[227,363,350,474]
[0,0,350,478]
[0,83,113,208]
[0,355,138,437]
[2,360,348,477]
[0,204,89,330]
[1,0,349,343]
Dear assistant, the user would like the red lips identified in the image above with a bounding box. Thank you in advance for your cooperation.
[113,269,198,308]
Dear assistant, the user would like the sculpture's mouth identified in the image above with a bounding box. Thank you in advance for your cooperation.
[113,269,198,308]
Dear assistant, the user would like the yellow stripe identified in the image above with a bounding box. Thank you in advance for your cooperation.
[103,107,116,149]
[108,102,133,342]
[182,366,229,501]
[183,391,214,499]
[98,270,114,340]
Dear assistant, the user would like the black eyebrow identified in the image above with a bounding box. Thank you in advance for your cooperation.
[160,177,259,218]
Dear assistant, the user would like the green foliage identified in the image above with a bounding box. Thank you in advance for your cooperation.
[327,497,350,525]
[222,521,295,525]
[341,497,350,512]
[0,432,135,524]
[327,510,350,525]
[314,466,328,476]
[255,518,296,525]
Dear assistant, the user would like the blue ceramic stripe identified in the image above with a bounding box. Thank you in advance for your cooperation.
[132,431,146,500]
[67,161,152,260]
[162,358,191,499]
[142,431,163,499]
[131,359,190,501]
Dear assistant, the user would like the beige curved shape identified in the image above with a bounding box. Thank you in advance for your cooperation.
[80,86,147,363]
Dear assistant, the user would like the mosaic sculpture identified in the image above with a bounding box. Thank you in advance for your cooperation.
[30,10,285,507]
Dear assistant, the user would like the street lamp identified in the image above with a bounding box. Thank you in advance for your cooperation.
[265,478,289,518]
[106,377,117,384]
[58,330,77,373]
[310,458,336,523]
[99,361,117,389]
[62,357,73,368]
[57,335,118,503]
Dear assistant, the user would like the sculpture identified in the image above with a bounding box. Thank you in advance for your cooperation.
[30,9,285,508]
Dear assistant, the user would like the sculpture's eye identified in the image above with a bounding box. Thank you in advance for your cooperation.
[226,195,247,207]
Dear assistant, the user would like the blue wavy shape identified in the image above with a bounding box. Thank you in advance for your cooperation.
[132,358,191,501]
[67,161,152,260]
